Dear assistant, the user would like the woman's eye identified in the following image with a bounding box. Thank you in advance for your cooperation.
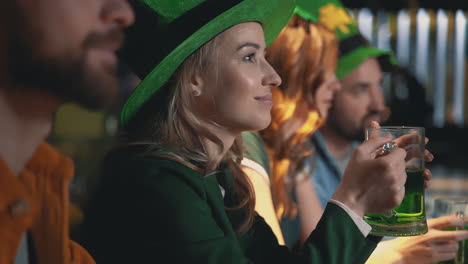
[243,53,255,62]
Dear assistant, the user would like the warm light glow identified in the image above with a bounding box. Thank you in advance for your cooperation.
[273,159,290,219]
[269,95,323,220]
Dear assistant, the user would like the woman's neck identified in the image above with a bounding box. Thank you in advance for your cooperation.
[201,123,237,167]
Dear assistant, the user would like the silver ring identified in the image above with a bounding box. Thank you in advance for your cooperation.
[380,141,398,154]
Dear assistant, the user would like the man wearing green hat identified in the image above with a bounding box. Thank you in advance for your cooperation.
[305,0,395,211]
[0,0,134,263]
[305,1,468,263]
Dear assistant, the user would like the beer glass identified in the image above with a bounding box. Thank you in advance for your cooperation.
[433,196,468,264]
[364,126,428,236]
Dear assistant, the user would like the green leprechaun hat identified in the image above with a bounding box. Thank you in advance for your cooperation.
[119,0,296,125]
[295,0,396,79]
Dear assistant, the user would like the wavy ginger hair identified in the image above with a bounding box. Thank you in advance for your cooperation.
[261,15,339,219]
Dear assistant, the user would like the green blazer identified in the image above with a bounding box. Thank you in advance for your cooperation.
[80,146,380,263]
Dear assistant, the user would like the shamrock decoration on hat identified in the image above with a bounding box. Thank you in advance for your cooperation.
[295,0,396,79]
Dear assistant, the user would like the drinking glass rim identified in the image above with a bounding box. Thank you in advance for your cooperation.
[372,126,424,131]
[433,196,468,204]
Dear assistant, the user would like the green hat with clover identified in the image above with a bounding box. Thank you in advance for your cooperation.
[119,0,296,125]
[295,0,396,79]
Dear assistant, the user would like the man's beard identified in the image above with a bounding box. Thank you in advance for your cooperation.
[326,106,380,142]
[6,14,122,110]
[328,116,365,142]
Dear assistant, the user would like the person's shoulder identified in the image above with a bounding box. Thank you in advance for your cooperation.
[310,130,325,148]
[103,145,206,191]
[25,142,75,182]
[107,144,194,168]
[241,132,270,173]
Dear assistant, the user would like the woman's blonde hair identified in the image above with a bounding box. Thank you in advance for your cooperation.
[261,15,339,219]
[122,36,255,234]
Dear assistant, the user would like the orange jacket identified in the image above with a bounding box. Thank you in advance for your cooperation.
[0,142,95,264]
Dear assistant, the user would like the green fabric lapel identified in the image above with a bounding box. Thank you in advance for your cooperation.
[202,165,249,241]
[202,173,238,238]
[218,165,247,232]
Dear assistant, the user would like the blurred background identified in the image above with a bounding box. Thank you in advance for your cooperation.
[343,0,468,10]
[49,0,468,228]
[342,0,468,215]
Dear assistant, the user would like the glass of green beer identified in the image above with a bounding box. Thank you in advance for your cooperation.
[364,126,428,236]
[433,196,468,264]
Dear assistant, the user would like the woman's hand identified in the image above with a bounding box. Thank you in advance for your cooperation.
[366,215,468,264]
[332,122,407,217]
[423,137,434,189]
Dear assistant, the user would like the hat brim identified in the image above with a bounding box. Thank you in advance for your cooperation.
[336,46,397,80]
[121,0,295,125]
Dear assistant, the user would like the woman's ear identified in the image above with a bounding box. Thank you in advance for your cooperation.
[189,69,204,97]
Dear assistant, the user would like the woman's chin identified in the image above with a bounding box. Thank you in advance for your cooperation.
[247,117,271,132]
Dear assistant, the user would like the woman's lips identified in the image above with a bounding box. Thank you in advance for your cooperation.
[255,93,273,105]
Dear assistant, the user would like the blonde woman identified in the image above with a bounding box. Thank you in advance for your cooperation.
[242,12,341,246]
[81,0,409,263]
